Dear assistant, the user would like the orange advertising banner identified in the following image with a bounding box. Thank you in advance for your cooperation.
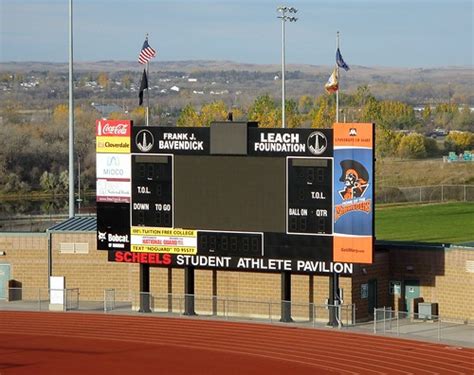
[333,122,374,148]
[333,235,373,264]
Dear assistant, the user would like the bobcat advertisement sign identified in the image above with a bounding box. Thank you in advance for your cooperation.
[333,123,374,264]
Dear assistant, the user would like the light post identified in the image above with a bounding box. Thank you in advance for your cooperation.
[277,6,297,129]
[68,0,75,218]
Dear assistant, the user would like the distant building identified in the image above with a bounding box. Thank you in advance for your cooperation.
[170,86,180,92]
[188,78,197,83]
[91,103,123,117]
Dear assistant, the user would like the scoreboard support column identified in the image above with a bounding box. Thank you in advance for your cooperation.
[212,270,218,316]
[309,275,314,322]
[327,272,339,327]
[167,268,173,313]
[139,264,152,313]
[280,271,293,323]
[184,267,196,316]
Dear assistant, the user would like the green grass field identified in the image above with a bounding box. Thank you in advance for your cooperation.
[375,202,474,244]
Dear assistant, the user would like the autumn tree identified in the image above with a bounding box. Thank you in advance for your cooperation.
[397,133,427,159]
[247,94,279,128]
[298,95,313,114]
[97,73,110,89]
[285,99,303,128]
[199,101,228,126]
[422,105,432,123]
[310,96,335,129]
[177,104,200,126]
[444,131,474,153]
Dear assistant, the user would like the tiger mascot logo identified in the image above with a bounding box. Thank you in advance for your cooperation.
[338,160,369,200]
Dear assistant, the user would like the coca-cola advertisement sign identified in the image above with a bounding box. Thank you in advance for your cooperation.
[96,120,131,137]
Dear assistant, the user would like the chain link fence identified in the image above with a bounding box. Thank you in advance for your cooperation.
[376,185,474,204]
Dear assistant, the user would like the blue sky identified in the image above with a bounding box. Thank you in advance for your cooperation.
[1,0,472,67]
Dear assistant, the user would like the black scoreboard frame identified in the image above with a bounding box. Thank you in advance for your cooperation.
[97,122,375,275]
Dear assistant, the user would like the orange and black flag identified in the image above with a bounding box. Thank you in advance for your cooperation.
[324,67,339,93]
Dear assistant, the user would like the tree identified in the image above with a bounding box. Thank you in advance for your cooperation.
[285,99,303,128]
[359,97,381,123]
[97,73,109,89]
[310,97,335,129]
[247,94,279,128]
[298,95,313,114]
[434,103,458,129]
[354,85,374,107]
[398,133,427,159]
[177,104,200,127]
[379,101,418,130]
[422,105,432,122]
[453,105,474,131]
[199,101,228,126]
[444,131,474,153]
[53,104,69,126]
[129,106,146,126]
[40,171,58,193]
[121,74,132,90]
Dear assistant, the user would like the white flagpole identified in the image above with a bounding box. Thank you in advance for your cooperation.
[336,31,340,123]
[146,61,149,126]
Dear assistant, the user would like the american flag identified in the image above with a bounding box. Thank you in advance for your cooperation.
[138,37,156,64]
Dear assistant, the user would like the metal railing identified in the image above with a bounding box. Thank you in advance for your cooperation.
[1,287,80,311]
[2,288,473,346]
[373,307,474,344]
[0,287,355,329]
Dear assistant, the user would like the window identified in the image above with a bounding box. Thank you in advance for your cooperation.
[59,243,89,254]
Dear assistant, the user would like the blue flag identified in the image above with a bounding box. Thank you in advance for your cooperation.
[336,48,350,71]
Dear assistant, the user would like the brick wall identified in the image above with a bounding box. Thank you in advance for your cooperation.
[0,233,48,299]
[390,247,474,320]
[2,231,472,322]
[351,250,390,321]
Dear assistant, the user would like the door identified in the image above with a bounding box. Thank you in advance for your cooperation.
[404,280,420,314]
[368,279,377,315]
[0,264,11,300]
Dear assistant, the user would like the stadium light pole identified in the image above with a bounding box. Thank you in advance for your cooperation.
[68,0,75,218]
[277,6,297,129]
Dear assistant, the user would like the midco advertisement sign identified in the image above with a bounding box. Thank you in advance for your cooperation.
[97,121,375,274]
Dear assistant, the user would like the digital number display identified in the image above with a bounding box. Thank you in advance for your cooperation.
[198,232,263,257]
[132,155,173,227]
[287,158,333,234]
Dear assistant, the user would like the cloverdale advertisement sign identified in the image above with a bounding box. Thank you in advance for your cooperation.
[96,120,132,203]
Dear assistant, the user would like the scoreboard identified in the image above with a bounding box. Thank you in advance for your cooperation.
[96,120,375,275]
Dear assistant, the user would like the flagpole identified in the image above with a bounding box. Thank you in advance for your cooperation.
[146,61,150,126]
[336,31,340,123]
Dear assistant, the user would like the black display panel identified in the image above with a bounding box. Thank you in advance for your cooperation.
[96,202,130,251]
[131,155,173,227]
[174,156,286,233]
[287,157,333,235]
[197,231,263,258]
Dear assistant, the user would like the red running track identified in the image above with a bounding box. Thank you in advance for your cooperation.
[0,311,472,374]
